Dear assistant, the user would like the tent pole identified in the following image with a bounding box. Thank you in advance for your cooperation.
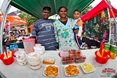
[0,0,11,54]
[107,8,112,44]
[106,0,116,22]
[54,0,57,13]
[106,0,117,44]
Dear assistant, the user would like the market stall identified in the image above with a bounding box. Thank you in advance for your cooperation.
[0,49,117,78]
[81,0,117,22]
[0,40,117,78]
[81,0,117,45]
[0,0,117,78]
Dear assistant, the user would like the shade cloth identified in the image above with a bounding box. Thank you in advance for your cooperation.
[10,0,94,18]
[81,0,117,22]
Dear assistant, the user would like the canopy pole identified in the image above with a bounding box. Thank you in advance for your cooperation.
[0,0,11,54]
[107,8,112,44]
[106,0,116,22]
[106,0,117,44]
[54,0,57,13]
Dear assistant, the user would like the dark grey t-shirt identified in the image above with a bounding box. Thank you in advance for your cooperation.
[32,19,57,50]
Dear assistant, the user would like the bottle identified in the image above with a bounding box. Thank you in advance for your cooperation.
[14,44,18,52]
[110,38,113,45]
[6,47,10,52]
[10,45,14,52]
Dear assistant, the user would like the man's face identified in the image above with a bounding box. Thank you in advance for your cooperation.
[58,8,67,18]
[42,10,50,19]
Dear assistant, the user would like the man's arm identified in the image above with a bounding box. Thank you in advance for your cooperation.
[76,19,83,37]
[53,22,59,43]
[32,22,38,37]
[31,21,39,43]
[53,22,59,49]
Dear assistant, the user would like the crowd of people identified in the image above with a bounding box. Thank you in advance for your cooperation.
[3,27,27,45]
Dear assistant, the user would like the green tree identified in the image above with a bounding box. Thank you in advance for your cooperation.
[82,5,92,15]
[18,11,38,26]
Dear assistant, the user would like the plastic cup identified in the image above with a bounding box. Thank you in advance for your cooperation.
[0,52,14,65]
[59,51,69,58]
[95,51,109,64]
[104,43,110,50]
[34,46,45,55]
[23,38,35,54]
[110,45,117,54]
[59,46,70,57]
[26,52,41,65]
[15,51,27,65]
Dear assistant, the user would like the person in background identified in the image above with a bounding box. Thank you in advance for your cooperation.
[72,10,83,46]
[32,6,57,50]
[53,6,79,50]
[9,32,17,41]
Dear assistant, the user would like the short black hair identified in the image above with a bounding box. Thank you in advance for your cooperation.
[73,9,80,13]
[42,6,51,12]
[58,6,68,12]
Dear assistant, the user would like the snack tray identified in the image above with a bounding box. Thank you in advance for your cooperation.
[64,64,80,76]
[43,65,59,77]
[80,63,95,73]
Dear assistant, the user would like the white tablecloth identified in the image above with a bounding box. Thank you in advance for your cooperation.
[0,49,117,78]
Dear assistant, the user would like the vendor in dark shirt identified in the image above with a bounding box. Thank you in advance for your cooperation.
[32,6,57,50]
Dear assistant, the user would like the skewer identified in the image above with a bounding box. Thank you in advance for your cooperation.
[3,52,7,59]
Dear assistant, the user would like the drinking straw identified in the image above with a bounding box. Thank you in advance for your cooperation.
[3,52,7,59]
[99,43,104,56]
[8,51,12,58]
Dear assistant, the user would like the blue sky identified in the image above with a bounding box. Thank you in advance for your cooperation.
[0,0,117,13]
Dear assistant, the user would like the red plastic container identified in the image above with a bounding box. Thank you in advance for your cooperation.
[0,52,14,65]
[95,51,109,64]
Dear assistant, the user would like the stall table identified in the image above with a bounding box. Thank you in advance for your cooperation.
[0,49,117,78]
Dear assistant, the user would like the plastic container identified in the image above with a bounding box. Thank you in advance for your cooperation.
[26,52,42,70]
[43,56,55,64]
[23,38,35,54]
[80,63,95,73]
[26,52,41,65]
[59,51,69,58]
[0,52,14,65]
[95,51,109,64]
[28,63,42,70]
[110,45,117,54]
[34,46,45,55]
[15,51,27,65]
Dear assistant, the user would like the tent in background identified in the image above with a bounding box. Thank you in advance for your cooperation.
[10,0,94,18]
[0,15,27,27]
[81,0,117,22]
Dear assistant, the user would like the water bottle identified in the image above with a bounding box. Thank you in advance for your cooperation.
[14,44,18,52]
[6,47,10,52]
[10,45,14,52]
